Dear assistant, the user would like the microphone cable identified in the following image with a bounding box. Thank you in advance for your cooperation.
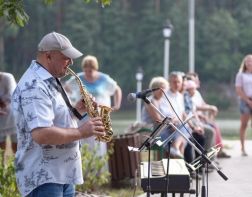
[132,168,138,197]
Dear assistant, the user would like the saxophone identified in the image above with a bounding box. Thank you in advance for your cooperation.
[66,67,113,142]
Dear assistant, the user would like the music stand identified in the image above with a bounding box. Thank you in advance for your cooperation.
[138,117,171,152]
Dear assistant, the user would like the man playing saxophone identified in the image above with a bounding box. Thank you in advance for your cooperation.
[12,32,105,197]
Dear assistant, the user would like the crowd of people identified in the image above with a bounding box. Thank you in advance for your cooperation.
[141,71,231,171]
[0,31,251,196]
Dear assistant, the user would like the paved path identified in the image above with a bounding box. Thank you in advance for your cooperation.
[137,140,252,197]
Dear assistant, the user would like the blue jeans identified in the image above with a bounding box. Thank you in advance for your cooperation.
[239,99,252,114]
[26,183,75,197]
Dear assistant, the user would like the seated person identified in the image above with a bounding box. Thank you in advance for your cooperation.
[186,72,230,158]
[142,75,187,158]
[183,79,206,163]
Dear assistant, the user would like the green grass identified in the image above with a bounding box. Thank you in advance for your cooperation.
[110,109,252,139]
[217,108,240,119]
[111,110,135,120]
[100,184,144,197]
[112,108,241,120]
[77,182,144,197]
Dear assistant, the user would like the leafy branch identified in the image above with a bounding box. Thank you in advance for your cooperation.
[0,0,112,27]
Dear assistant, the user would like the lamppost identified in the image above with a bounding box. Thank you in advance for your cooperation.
[188,0,195,73]
[135,67,143,122]
[163,20,173,80]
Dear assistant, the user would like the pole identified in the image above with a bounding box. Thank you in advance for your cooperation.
[163,38,170,80]
[136,79,142,122]
[189,0,195,73]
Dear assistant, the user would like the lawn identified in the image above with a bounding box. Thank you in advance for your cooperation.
[111,108,252,139]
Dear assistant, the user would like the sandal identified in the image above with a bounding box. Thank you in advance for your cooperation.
[242,150,248,157]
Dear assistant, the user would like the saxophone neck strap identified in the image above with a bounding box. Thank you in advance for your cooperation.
[55,78,85,120]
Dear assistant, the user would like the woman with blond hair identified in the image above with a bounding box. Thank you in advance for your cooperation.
[235,54,252,156]
[65,55,122,160]
[141,76,170,124]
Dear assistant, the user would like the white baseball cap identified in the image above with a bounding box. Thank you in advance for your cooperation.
[38,32,83,59]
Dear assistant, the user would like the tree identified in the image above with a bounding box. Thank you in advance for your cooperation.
[0,0,112,27]
[3,0,252,110]
[197,9,239,82]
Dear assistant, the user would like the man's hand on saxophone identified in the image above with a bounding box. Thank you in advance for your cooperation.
[75,98,88,114]
[78,117,106,139]
[75,96,106,139]
[75,94,97,115]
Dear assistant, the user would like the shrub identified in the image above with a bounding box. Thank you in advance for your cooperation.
[0,144,113,196]
[0,150,20,197]
[76,144,113,193]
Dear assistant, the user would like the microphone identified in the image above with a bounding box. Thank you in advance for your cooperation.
[127,88,160,102]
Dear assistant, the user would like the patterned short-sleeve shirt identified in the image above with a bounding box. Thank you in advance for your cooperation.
[12,61,83,197]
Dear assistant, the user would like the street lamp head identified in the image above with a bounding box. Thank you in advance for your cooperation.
[135,67,143,81]
[163,20,173,39]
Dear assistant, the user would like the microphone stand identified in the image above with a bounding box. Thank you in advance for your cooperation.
[139,118,169,197]
[133,97,173,197]
[163,140,172,197]
[167,122,228,197]
[140,117,172,197]
[141,97,228,197]
[140,97,180,197]
[147,102,196,197]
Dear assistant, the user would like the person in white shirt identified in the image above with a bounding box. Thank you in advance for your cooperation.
[0,72,17,154]
[186,72,230,158]
[235,54,252,156]
[141,75,186,158]
[163,72,192,158]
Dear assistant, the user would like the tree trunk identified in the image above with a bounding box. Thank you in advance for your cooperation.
[0,19,5,69]
[56,0,64,31]
[155,0,160,13]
